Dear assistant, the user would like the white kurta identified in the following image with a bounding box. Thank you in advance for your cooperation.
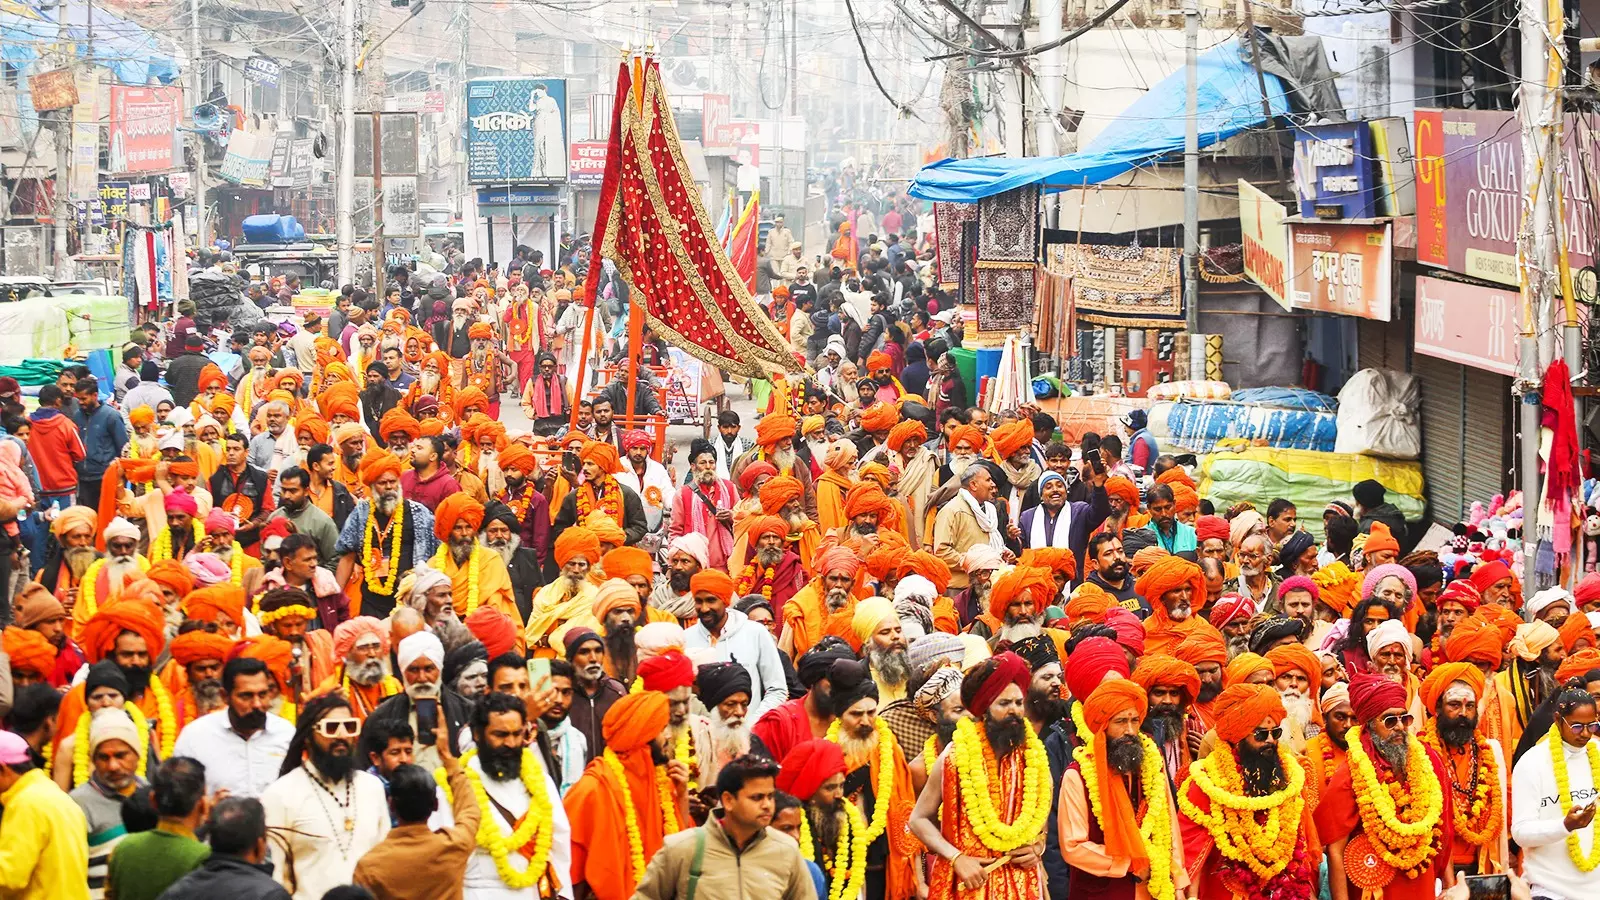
[616,458,674,530]
[261,764,391,900]
[430,752,574,900]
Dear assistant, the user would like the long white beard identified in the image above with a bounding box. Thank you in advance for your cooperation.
[420,371,441,394]
[212,543,233,564]
[480,534,521,566]
[453,313,469,330]
[103,555,141,589]
[710,715,751,764]
[1280,689,1313,733]
[346,657,389,686]
[771,448,797,472]
[949,454,976,478]
[998,618,1043,644]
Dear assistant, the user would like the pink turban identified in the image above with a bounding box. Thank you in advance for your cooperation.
[164,489,199,516]
[333,616,389,660]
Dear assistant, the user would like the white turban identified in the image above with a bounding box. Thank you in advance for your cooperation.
[396,631,445,673]
[410,565,452,597]
[1319,681,1350,715]
[165,407,194,428]
[1365,619,1411,661]
[103,517,140,543]
[667,533,710,570]
[895,575,938,607]
[157,428,187,452]
[636,622,686,661]
[1528,587,1573,619]
[962,545,1005,574]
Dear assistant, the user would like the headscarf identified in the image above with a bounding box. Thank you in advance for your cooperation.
[1212,683,1286,744]
[603,691,671,754]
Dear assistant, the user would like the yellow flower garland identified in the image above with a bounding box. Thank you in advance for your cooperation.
[1177,740,1305,881]
[71,702,149,787]
[948,716,1050,854]
[258,605,318,627]
[1071,702,1176,900]
[1547,721,1600,871]
[227,542,244,585]
[76,556,151,621]
[147,676,177,761]
[430,544,480,615]
[798,793,869,900]
[434,748,555,889]
[362,499,406,596]
[150,520,204,562]
[924,734,940,767]
[675,727,699,792]
[602,749,681,881]
[1344,725,1444,877]
[824,716,896,844]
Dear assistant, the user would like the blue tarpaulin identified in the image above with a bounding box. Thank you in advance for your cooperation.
[0,0,180,87]
[909,38,1291,202]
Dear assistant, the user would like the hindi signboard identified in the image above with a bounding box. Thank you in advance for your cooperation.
[109,86,182,174]
[1286,220,1393,321]
[465,78,569,184]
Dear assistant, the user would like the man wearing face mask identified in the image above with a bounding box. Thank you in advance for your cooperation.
[173,657,295,797]
[365,631,473,771]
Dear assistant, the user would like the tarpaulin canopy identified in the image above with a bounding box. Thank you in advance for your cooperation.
[0,0,181,85]
[909,37,1291,203]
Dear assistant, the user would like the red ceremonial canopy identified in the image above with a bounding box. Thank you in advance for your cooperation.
[581,58,792,377]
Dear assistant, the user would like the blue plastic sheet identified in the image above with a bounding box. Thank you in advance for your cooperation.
[1154,399,1339,454]
[1228,387,1338,412]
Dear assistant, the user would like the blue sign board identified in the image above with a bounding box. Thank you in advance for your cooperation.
[1291,122,1378,219]
[464,77,569,185]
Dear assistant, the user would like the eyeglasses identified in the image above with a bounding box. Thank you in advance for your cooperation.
[317,717,361,738]
[1378,713,1416,730]
[1564,717,1600,735]
[1253,726,1284,742]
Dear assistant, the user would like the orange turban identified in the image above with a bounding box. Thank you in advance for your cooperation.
[759,476,804,515]
[747,515,790,546]
[859,403,898,434]
[1136,556,1205,615]
[863,532,909,581]
[3,626,56,677]
[1130,654,1200,702]
[1156,466,1196,490]
[81,599,166,662]
[359,450,404,486]
[1443,615,1505,667]
[1105,477,1140,510]
[459,414,489,445]
[844,483,889,520]
[230,635,293,692]
[1418,661,1486,712]
[1476,606,1524,646]
[1170,483,1199,515]
[815,546,862,578]
[468,322,494,340]
[896,551,952,594]
[602,547,653,583]
[209,393,237,420]
[987,565,1056,622]
[296,413,330,446]
[1066,584,1112,623]
[1365,521,1400,556]
[476,421,508,451]
[145,560,194,600]
[755,414,797,449]
[197,364,228,391]
[1560,612,1595,651]
[454,387,488,419]
[1266,643,1322,686]
[1212,683,1286,744]
[990,420,1033,460]
[1021,548,1077,581]
[318,383,361,421]
[275,369,304,392]
[379,408,420,443]
[554,528,601,568]
[602,690,670,754]
[866,351,892,372]
[183,585,246,629]
[1557,648,1600,683]
[585,512,627,547]
[1173,629,1228,667]
[886,421,927,454]
[498,444,536,476]
[434,494,485,541]
[579,440,621,475]
[129,406,155,427]
[690,569,736,599]
[592,579,641,622]
[1311,563,1361,616]
[422,350,451,374]
[169,631,236,667]
[418,419,444,437]
[947,425,985,454]
[1223,652,1274,687]
[1081,679,1151,865]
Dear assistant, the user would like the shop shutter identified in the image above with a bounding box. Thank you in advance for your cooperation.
[1461,367,1511,509]
[1415,353,1466,525]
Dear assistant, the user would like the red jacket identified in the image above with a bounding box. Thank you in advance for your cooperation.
[27,409,84,493]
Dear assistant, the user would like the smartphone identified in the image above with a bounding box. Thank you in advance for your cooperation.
[528,657,551,686]
[414,697,439,744]
[1464,874,1510,900]
[562,451,579,472]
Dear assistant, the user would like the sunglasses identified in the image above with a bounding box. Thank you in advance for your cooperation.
[1253,726,1284,742]
[317,717,361,738]
[1564,717,1600,735]
[1379,713,1416,730]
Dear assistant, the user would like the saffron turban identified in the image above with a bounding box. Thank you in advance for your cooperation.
[1508,621,1560,662]
[1349,671,1408,722]
[1576,572,1600,609]
[987,565,1056,622]
[1419,661,1486,712]
[962,651,1030,716]
[554,528,601,568]
[145,560,194,599]
[816,545,862,578]
[168,631,236,668]
[1065,636,1130,701]
[858,463,892,491]
[759,476,804,515]
[333,616,389,660]
[1363,521,1400,556]
[801,416,826,437]
[81,599,166,662]
[579,440,621,475]
[638,650,696,693]
[1066,584,1112,622]
[1561,612,1595,652]
[1104,477,1139,510]
[1311,563,1361,616]
[464,608,517,659]
[197,364,228,391]
[592,579,642,622]
[690,569,735,600]
[896,551,952,595]
[823,441,857,472]
[844,484,890,520]
[2,626,55,677]
[183,585,246,629]
[1195,515,1230,544]
[1156,466,1196,490]
[1103,607,1146,657]
[738,461,778,494]
[379,408,420,443]
[1208,594,1256,629]
[584,512,626,549]
[296,414,330,446]
[602,690,671,754]
[1173,629,1228,667]
[1213,683,1286,744]
[1437,579,1482,613]
[163,490,199,516]
[454,387,488,418]
[1136,556,1205,610]
[865,351,891,371]
[1130,654,1200,702]
[864,536,906,581]
[887,420,926,454]
[989,420,1033,460]
[1477,605,1524,645]
[497,444,536,476]
[1083,678,1147,734]
[1021,548,1077,581]
[229,636,293,693]
[778,739,848,802]
[359,450,404,485]
[1265,643,1321,686]
[1081,678,1151,865]
[602,547,653,583]
[129,405,155,427]
[467,322,494,340]
[320,384,361,421]
[1443,614,1505,667]
[332,422,367,451]
[1170,483,1199,515]
[1130,546,1169,575]
[1469,560,1514,595]
[755,414,797,448]
[434,494,485,542]
[1557,648,1600,683]
[1223,652,1274,687]
[946,425,985,453]
[859,403,898,433]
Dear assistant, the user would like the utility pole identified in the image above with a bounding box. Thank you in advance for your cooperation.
[188,0,206,247]
[336,0,357,282]
[1181,0,1199,376]
[51,0,71,278]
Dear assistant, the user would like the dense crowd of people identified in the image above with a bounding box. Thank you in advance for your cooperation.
[0,225,1594,900]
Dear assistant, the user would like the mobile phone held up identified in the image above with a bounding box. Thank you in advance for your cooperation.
[1464,874,1510,900]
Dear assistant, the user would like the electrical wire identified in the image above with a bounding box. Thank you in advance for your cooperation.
[843,0,922,119]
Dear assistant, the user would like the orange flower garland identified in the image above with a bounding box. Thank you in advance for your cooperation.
[577,476,622,523]
[1418,727,1502,849]
[737,564,776,603]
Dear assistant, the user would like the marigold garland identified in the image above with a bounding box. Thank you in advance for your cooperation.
[798,793,869,900]
[71,701,149,787]
[431,543,481,615]
[434,748,555,889]
[577,476,622,523]
[1177,740,1305,882]
[76,555,152,621]
[736,564,776,604]
[258,605,318,627]
[825,716,896,844]
[602,748,681,882]
[924,734,940,767]
[1418,727,1502,849]
[948,717,1050,854]
[1344,725,1444,879]
[362,499,406,596]
[1547,721,1600,872]
[150,520,204,563]
[675,727,699,791]
[147,677,177,761]
[1071,702,1176,900]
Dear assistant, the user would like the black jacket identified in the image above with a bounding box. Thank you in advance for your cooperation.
[505,545,542,623]
[361,384,403,439]
[552,482,648,548]
[323,480,356,531]
[165,351,213,408]
[155,854,290,900]
[364,687,474,757]
[210,463,272,543]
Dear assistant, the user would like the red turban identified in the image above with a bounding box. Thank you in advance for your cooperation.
[1020,548,1077,581]
[886,421,926,454]
[1103,607,1146,656]
[859,403,898,434]
[990,420,1033,460]
[690,569,735,599]
[1348,671,1408,723]
[145,560,194,600]
[1576,572,1600,609]
[183,585,246,629]
[1418,662,1486,713]
[434,494,486,541]
[359,450,404,486]
[464,608,517,659]
[738,461,778,494]
[1136,556,1205,614]
[947,425,986,454]
[755,414,797,449]
[963,651,1030,716]
[1065,636,1130,701]
[1195,515,1230,544]
[1212,683,1286,744]
[231,635,293,692]
[554,528,602,568]
[602,547,653,583]
[602,691,670,754]
[1173,629,1228,667]
[2,626,56,677]
[1437,580,1482,614]
[778,739,847,801]
[1130,654,1200,703]
[169,631,236,668]
[759,476,804,515]
[638,650,696,692]
[1207,593,1256,629]
[379,408,420,443]
[81,600,166,662]
[1469,560,1513,595]
[1105,477,1140,510]
[580,441,621,475]
[621,429,653,453]
[746,515,790,546]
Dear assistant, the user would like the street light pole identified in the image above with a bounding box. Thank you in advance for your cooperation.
[336,0,357,283]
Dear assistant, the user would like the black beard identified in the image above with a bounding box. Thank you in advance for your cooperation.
[281,496,308,514]
[669,570,692,593]
[1026,692,1067,726]
[1238,741,1285,795]
[229,707,267,733]
[309,741,356,781]
[934,718,959,745]
[986,714,1026,757]
[605,623,636,667]
[1103,561,1129,583]
[118,665,151,701]
[810,801,842,855]
[1107,734,1143,773]
[1437,716,1478,749]
[1144,704,1185,742]
[478,742,523,781]
[649,741,670,765]
[1198,682,1222,703]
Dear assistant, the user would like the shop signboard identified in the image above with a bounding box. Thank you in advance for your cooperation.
[98,182,131,220]
[109,86,182,174]
[1291,122,1378,218]
[244,56,281,87]
[28,68,77,111]
[1413,274,1524,377]
[1238,179,1290,310]
[1286,219,1393,321]
[569,142,607,188]
[465,77,568,184]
